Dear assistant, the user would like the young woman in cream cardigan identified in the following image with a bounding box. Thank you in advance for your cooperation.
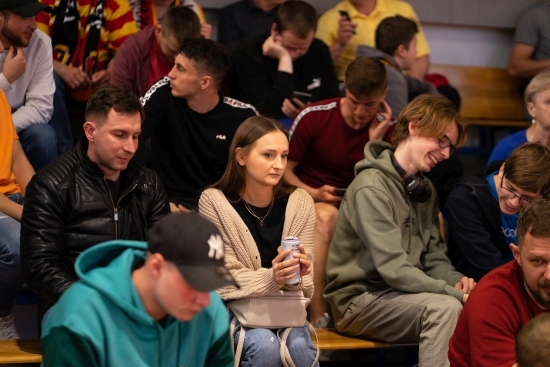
[199,116,318,367]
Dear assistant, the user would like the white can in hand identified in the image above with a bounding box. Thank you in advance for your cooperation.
[282,236,301,286]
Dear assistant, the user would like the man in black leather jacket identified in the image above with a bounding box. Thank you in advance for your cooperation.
[20,85,170,308]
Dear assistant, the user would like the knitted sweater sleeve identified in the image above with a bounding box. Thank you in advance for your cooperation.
[199,189,282,300]
[199,188,316,302]
[282,188,315,300]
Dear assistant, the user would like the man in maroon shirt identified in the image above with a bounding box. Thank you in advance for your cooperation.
[110,5,200,96]
[284,56,393,325]
[449,197,550,367]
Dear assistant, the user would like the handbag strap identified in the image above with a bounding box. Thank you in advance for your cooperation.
[231,318,320,367]
[230,316,244,367]
[278,322,320,367]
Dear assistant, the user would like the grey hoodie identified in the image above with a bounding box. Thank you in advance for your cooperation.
[324,141,464,322]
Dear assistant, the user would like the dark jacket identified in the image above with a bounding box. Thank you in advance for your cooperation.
[20,137,169,304]
[446,162,507,281]
[230,32,339,119]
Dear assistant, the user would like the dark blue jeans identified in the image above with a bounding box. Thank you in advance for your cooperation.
[48,71,74,155]
[0,194,24,313]
[18,123,58,172]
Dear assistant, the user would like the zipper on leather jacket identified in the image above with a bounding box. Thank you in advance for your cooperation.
[104,179,137,239]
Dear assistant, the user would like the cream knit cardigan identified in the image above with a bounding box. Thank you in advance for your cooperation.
[199,188,315,301]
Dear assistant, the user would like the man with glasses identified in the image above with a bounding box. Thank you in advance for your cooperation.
[449,197,550,367]
[324,94,473,367]
[446,143,550,282]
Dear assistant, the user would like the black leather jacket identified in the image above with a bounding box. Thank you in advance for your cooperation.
[21,138,169,303]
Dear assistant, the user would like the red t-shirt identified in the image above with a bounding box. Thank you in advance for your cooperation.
[288,98,390,189]
[147,36,174,90]
[448,260,546,367]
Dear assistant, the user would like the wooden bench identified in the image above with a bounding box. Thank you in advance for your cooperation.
[0,340,42,365]
[312,328,417,350]
[430,64,529,129]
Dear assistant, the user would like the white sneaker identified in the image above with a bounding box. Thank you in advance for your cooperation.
[0,313,20,340]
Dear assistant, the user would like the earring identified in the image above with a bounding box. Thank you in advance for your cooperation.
[532,118,536,125]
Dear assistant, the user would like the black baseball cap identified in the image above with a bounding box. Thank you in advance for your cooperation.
[0,0,52,17]
[148,212,239,292]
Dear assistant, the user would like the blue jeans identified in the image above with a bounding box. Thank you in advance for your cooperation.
[18,123,58,172]
[0,194,24,313]
[232,314,318,367]
[48,71,74,155]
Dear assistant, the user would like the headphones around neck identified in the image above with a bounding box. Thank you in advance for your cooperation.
[390,153,432,203]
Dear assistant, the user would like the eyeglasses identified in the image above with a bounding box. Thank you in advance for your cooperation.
[438,135,457,154]
[499,178,535,206]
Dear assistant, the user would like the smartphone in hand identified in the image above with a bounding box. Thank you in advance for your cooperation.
[338,10,351,21]
[334,188,347,196]
[338,10,356,34]
[291,91,312,108]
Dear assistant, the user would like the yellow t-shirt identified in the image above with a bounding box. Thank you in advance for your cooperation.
[0,91,22,195]
[316,0,430,80]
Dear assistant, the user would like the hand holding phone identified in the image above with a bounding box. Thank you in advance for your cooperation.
[338,10,356,36]
[291,91,312,104]
[334,188,347,196]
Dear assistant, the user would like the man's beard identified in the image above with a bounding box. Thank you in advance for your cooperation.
[1,25,30,48]
[524,277,550,310]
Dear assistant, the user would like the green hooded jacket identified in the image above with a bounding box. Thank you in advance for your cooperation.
[41,240,233,367]
[324,141,464,322]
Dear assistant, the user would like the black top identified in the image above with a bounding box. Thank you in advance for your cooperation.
[138,77,258,209]
[230,32,340,119]
[218,0,279,54]
[446,161,507,281]
[230,194,290,268]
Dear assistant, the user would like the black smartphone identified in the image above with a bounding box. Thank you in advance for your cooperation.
[334,188,347,196]
[338,10,351,21]
[338,10,356,35]
[291,91,312,105]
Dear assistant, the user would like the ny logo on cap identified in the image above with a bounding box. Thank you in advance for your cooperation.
[208,234,224,260]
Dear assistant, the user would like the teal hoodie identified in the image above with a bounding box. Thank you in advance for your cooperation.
[41,240,233,367]
[324,141,464,322]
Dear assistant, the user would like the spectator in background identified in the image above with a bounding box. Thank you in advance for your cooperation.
[488,71,550,164]
[139,38,258,211]
[0,84,35,339]
[129,0,205,28]
[449,198,550,367]
[111,5,201,96]
[36,0,138,125]
[20,86,169,310]
[325,95,472,367]
[316,0,430,81]
[0,0,57,171]
[218,0,283,54]
[231,0,339,121]
[41,212,236,367]
[447,143,550,281]
[514,313,550,367]
[357,15,437,119]
[508,1,550,81]
[283,57,393,325]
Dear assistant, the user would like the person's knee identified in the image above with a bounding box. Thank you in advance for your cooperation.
[285,328,318,367]
[240,328,281,366]
[428,295,462,322]
[23,124,57,147]
[314,203,338,235]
